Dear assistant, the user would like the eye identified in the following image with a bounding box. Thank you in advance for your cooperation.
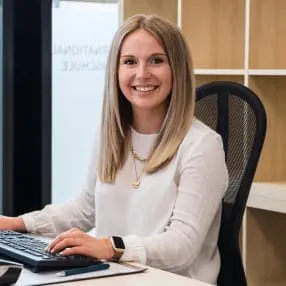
[122,58,136,65]
[150,57,164,64]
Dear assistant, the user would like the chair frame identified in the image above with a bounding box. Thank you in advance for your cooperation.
[196,81,267,286]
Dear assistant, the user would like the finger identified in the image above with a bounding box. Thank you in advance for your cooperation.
[46,229,81,251]
[46,235,64,252]
[59,246,84,256]
[50,237,80,253]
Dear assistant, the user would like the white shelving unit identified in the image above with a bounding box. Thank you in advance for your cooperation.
[248,183,286,214]
[120,0,286,285]
[248,70,286,76]
[194,69,245,75]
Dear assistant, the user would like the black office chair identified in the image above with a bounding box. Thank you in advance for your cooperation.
[195,81,267,286]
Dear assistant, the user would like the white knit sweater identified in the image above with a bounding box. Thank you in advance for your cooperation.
[22,119,228,284]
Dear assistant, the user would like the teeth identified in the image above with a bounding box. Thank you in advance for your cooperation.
[134,86,156,92]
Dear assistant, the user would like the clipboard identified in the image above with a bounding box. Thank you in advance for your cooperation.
[15,262,147,286]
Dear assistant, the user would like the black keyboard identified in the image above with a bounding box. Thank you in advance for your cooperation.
[0,230,101,272]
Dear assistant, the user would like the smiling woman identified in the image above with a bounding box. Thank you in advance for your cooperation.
[0,14,228,285]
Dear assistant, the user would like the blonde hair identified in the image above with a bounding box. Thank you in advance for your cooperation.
[98,14,195,183]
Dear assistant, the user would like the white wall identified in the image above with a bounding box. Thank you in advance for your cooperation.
[52,1,118,204]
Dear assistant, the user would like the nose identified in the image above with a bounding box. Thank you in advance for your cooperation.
[136,63,151,80]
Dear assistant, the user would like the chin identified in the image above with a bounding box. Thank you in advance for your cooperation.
[131,99,157,109]
[134,104,156,111]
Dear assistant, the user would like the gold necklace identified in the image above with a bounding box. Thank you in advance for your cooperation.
[130,144,148,189]
[132,156,141,189]
[130,144,148,163]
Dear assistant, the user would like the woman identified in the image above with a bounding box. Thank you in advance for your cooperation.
[0,14,228,284]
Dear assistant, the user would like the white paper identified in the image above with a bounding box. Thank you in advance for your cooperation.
[0,266,9,277]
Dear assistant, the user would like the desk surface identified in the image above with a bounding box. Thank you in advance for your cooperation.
[52,264,212,286]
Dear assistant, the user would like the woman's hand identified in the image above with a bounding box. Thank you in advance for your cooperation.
[46,227,114,260]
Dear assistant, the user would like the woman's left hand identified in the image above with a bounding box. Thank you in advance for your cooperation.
[45,227,114,259]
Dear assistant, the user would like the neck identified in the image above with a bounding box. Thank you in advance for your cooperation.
[132,106,166,134]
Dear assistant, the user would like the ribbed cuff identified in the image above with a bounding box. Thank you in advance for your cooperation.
[20,212,38,234]
[120,235,146,264]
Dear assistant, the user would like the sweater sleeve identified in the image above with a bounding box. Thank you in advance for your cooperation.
[120,133,228,272]
[21,140,98,238]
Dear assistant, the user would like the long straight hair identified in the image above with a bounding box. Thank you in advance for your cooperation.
[98,14,195,183]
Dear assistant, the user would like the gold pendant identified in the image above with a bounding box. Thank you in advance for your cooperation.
[132,181,140,189]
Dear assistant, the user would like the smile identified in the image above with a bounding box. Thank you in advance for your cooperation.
[132,86,158,92]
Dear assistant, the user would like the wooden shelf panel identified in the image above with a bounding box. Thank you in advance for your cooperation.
[249,0,286,69]
[249,76,286,182]
[246,208,286,285]
[248,182,286,214]
[122,0,177,24]
[181,0,245,69]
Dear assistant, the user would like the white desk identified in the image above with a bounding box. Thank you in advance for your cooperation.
[51,264,212,286]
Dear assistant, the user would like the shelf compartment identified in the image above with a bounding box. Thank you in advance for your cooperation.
[248,76,286,182]
[181,0,245,69]
[246,208,286,286]
[249,0,286,69]
[248,182,286,214]
[122,0,177,24]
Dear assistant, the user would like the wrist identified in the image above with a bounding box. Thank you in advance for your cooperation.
[10,217,26,232]
[102,237,114,260]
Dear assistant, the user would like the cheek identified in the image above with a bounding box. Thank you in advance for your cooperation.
[118,75,128,94]
[118,69,132,93]
[161,70,173,92]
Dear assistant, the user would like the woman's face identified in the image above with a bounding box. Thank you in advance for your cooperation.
[118,29,172,114]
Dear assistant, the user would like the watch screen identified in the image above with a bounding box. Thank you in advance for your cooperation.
[113,236,125,249]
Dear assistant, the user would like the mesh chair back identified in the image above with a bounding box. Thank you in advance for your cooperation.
[195,81,267,286]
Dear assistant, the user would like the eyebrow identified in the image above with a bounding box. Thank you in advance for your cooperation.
[120,53,167,58]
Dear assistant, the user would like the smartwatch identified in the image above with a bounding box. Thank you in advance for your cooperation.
[110,236,125,261]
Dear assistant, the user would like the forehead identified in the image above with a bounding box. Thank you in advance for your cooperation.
[120,29,165,55]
